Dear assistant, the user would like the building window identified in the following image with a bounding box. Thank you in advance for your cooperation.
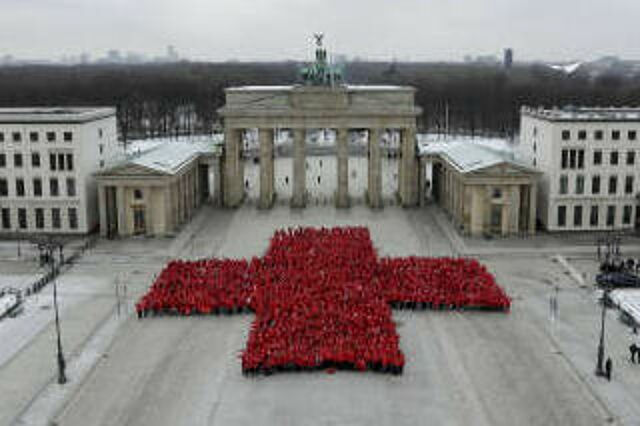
[578,130,587,140]
[30,132,39,142]
[627,151,636,165]
[533,141,537,153]
[574,205,583,227]
[561,149,568,169]
[590,205,599,226]
[0,153,5,167]
[610,151,619,165]
[47,132,56,142]
[595,130,603,140]
[609,176,617,194]
[63,132,73,142]
[98,128,104,138]
[625,175,634,194]
[31,152,40,167]
[18,208,27,229]
[0,132,4,143]
[12,132,22,143]
[49,153,56,171]
[51,208,61,229]
[33,178,42,197]
[558,205,567,227]
[559,175,568,194]
[67,178,76,197]
[16,178,25,197]
[99,144,104,154]
[607,205,616,227]
[1,208,10,229]
[35,208,44,229]
[50,178,59,197]
[623,205,633,225]
[592,175,601,194]
[612,130,621,140]
[576,175,585,194]
[569,150,577,169]
[594,150,602,165]
[66,153,74,171]
[14,153,23,168]
[562,130,570,141]
[629,131,637,141]
[134,189,144,200]
[578,150,585,169]
[99,160,105,168]
[58,153,65,171]
[533,158,537,167]
[68,208,78,229]
[0,178,7,196]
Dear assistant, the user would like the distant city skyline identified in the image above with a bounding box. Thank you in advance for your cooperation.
[1,0,639,63]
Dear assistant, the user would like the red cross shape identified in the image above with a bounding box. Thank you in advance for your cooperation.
[137,227,510,375]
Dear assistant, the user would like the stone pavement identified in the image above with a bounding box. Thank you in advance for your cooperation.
[2,204,639,425]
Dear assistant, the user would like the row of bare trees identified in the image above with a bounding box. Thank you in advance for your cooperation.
[1,61,639,140]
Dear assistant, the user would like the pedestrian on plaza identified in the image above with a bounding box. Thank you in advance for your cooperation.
[605,357,612,381]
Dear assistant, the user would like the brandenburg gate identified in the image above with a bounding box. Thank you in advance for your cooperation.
[217,36,422,209]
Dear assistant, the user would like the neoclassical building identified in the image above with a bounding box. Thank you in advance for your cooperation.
[217,37,421,209]
[95,136,222,237]
[420,138,540,236]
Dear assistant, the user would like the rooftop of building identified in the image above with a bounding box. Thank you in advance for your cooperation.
[418,135,537,174]
[0,107,116,124]
[521,105,640,122]
[225,85,415,92]
[99,134,223,176]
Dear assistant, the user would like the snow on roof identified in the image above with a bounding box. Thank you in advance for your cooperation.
[0,107,115,123]
[417,135,534,173]
[226,85,413,92]
[102,134,222,175]
[522,106,640,122]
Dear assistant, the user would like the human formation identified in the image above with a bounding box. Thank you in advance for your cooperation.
[136,227,511,375]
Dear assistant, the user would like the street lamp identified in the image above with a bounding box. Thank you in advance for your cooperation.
[595,284,611,377]
[41,238,67,384]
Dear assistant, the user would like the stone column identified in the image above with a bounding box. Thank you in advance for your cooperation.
[214,158,223,206]
[224,128,243,207]
[98,184,107,237]
[259,128,275,209]
[336,128,349,208]
[510,185,520,234]
[164,184,172,234]
[529,182,537,235]
[399,128,418,207]
[116,185,126,237]
[368,128,382,208]
[292,128,306,208]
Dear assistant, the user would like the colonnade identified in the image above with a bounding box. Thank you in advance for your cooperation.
[222,127,419,209]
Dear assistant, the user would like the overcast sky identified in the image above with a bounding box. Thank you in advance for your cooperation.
[1,0,639,62]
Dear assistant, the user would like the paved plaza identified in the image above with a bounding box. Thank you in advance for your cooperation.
[2,204,640,425]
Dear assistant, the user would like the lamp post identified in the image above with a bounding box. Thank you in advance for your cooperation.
[44,238,67,384]
[595,284,611,377]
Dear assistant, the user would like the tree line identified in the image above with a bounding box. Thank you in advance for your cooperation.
[1,61,639,140]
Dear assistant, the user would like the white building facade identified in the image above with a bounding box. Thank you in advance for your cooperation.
[0,108,118,235]
[520,106,640,231]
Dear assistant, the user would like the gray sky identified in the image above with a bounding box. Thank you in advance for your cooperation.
[1,0,639,62]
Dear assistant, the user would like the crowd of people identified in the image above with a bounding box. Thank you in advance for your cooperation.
[135,258,254,316]
[136,226,510,375]
[379,257,511,310]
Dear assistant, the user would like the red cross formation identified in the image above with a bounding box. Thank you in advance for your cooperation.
[136,227,510,375]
